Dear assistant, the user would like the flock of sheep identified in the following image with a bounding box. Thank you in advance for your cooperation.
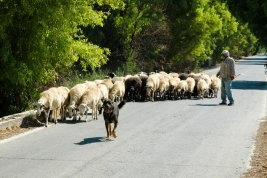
[35,71,221,127]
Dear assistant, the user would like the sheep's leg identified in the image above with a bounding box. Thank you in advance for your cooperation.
[63,107,66,120]
[84,109,88,122]
[91,107,95,121]
[95,106,97,120]
[61,106,66,121]
[151,91,154,102]
[73,110,78,121]
[91,107,94,120]
[181,90,184,100]
[78,109,82,121]
[94,107,97,120]
[54,109,58,124]
[48,110,53,122]
[60,107,64,120]
[95,107,98,120]
[45,116,48,127]
[45,110,50,127]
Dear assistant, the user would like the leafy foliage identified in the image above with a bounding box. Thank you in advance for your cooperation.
[0,0,123,116]
[224,0,267,46]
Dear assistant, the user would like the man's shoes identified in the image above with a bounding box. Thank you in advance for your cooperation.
[228,103,234,106]
[219,102,227,105]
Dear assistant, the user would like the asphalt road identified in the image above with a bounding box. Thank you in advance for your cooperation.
[0,55,267,178]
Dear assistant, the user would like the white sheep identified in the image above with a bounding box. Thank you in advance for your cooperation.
[101,78,114,94]
[210,77,221,98]
[36,87,63,127]
[125,74,133,81]
[97,83,109,114]
[159,71,168,75]
[158,77,170,100]
[169,72,179,78]
[186,77,196,99]
[197,78,209,99]
[145,74,160,102]
[109,81,125,102]
[94,79,103,85]
[210,74,217,81]
[112,76,125,84]
[169,77,180,100]
[163,74,173,80]
[136,71,148,77]
[154,73,164,80]
[200,73,211,87]
[67,82,96,121]
[78,85,102,121]
[57,86,70,121]
[97,83,109,99]
[176,80,188,99]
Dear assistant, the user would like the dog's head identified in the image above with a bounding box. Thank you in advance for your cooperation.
[103,98,114,114]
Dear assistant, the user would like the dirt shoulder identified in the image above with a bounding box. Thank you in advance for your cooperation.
[0,116,44,140]
[242,121,267,177]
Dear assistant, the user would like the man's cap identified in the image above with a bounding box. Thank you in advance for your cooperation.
[221,50,229,56]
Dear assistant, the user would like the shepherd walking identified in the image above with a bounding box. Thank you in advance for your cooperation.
[216,50,236,106]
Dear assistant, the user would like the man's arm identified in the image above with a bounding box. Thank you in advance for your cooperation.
[216,69,220,77]
[230,58,235,80]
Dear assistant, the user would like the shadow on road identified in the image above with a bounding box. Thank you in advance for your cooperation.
[74,137,110,145]
[236,55,267,65]
[232,80,267,90]
[59,120,90,124]
[191,104,219,106]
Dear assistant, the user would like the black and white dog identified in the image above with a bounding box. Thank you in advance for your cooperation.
[102,98,125,140]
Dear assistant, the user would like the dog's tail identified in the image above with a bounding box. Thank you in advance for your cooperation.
[118,101,126,109]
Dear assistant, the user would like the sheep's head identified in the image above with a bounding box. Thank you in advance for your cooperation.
[145,85,153,97]
[36,102,50,119]
[78,104,87,117]
[68,105,75,118]
[36,102,43,116]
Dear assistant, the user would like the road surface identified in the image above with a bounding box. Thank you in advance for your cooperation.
[0,55,267,178]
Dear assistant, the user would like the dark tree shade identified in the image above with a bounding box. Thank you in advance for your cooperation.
[225,0,267,46]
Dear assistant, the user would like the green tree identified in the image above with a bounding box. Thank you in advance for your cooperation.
[224,0,267,47]
[0,0,124,116]
[166,0,236,70]
[113,0,165,73]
